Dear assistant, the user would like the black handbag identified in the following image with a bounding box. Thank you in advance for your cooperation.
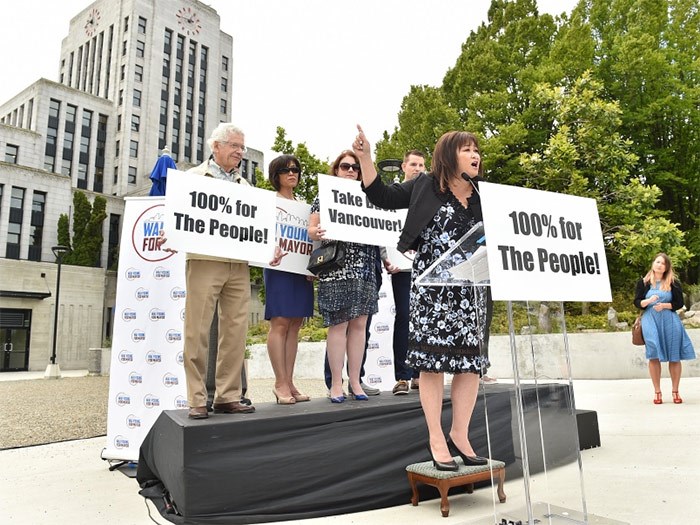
[307,241,346,275]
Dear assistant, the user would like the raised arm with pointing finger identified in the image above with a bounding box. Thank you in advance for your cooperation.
[355,125,494,471]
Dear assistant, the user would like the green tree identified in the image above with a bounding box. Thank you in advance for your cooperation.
[271,126,330,203]
[582,0,700,280]
[58,191,108,267]
[375,85,461,168]
[442,0,561,184]
[519,73,691,284]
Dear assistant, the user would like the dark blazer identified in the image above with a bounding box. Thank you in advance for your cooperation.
[362,173,484,252]
[633,278,684,311]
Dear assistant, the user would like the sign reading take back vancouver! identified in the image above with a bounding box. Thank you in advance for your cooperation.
[317,175,408,247]
[479,182,612,302]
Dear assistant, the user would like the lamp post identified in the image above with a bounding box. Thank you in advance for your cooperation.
[45,245,70,379]
[377,159,403,183]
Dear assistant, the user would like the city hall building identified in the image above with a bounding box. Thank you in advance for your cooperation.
[0,0,263,372]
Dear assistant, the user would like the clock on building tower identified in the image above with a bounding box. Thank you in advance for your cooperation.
[176,6,201,36]
[84,8,101,37]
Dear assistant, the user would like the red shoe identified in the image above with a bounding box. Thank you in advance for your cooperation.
[672,391,683,404]
[653,392,663,405]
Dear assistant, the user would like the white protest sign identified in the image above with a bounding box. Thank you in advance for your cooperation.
[249,197,317,275]
[317,175,407,247]
[480,181,612,302]
[163,169,277,264]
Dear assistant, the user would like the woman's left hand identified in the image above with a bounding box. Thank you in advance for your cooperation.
[352,124,371,160]
[652,302,668,312]
[269,246,287,266]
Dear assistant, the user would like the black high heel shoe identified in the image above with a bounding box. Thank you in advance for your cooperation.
[426,444,458,471]
[446,437,488,466]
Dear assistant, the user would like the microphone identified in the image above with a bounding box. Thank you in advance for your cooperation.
[461,173,481,196]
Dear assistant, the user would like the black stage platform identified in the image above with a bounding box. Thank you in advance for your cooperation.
[137,383,596,524]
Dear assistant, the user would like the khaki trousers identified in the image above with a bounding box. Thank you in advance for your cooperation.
[184,259,250,407]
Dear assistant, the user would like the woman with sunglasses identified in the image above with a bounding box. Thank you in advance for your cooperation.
[308,150,380,403]
[264,155,315,404]
[353,125,492,471]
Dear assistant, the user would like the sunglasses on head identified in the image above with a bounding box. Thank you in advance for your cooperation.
[276,167,300,175]
[339,162,361,172]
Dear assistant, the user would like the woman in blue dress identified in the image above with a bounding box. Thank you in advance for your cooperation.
[264,155,315,404]
[355,126,491,471]
[634,253,695,405]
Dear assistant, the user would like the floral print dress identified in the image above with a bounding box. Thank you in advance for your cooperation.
[310,197,379,327]
[406,192,491,375]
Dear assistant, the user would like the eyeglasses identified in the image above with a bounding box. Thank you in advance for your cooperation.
[339,162,361,172]
[276,167,300,175]
[219,141,247,152]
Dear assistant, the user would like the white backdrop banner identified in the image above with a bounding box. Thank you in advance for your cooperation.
[363,272,398,390]
[163,169,277,264]
[480,182,612,302]
[317,175,407,247]
[103,197,187,462]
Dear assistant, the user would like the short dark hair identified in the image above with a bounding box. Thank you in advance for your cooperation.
[268,154,301,191]
[432,131,482,192]
[404,150,425,161]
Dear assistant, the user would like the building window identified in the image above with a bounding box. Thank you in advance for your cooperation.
[28,191,46,261]
[220,99,227,113]
[77,163,88,189]
[138,16,146,34]
[124,16,129,32]
[120,64,125,80]
[221,77,227,92]
[128,166,137,184]
[117,114,122,131]
[94,167,104,193]
[164,29,172,53]
[6,187,25,259]
[122,40,127,56]
[119,89,124,105]
[136,40,145,58]
[131,115,140,132]
[115,140,120,157]
[5,144,19,164]
[222,56,229,71]
[61,158,72,177]
[133,89,141,107]
[129,140,138,158]
[135,64,143,82]
[108,214,121,268]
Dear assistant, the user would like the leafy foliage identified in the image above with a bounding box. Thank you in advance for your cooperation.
[57,191,107,267]
[271,126,330,204]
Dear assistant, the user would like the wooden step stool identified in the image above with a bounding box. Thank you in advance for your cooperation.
[405,458,506,517]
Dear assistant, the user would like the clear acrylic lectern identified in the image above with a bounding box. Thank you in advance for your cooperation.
[416,222,628,525]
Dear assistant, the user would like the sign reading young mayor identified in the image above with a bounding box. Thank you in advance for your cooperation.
[479,181,612,302]
[317,174,408,247]
[250,197,317,276]
[163,169,277,264]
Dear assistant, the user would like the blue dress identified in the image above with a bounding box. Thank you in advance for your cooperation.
[406,191,491,375]
[641,283,696,362]
[263,268,314,319]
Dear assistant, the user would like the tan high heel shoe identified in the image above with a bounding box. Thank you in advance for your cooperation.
[291,391,310,402]
[272,389,296,405]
